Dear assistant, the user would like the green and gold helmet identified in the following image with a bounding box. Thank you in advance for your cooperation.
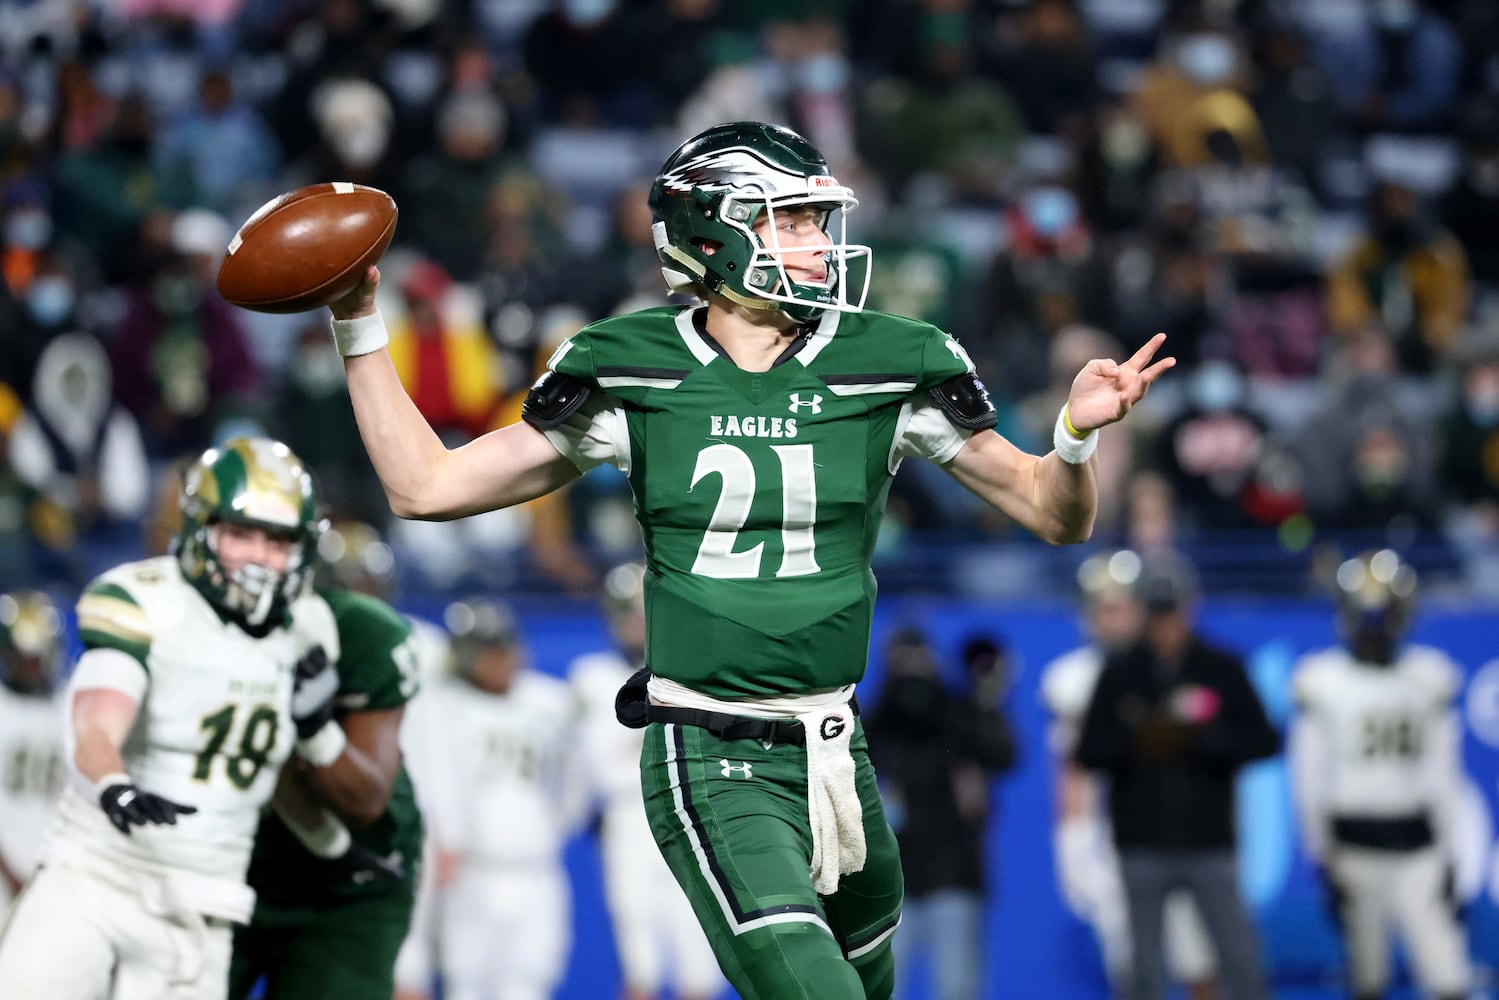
[0,590,64,695]
[176,437,323,632]
[649,121,871,322]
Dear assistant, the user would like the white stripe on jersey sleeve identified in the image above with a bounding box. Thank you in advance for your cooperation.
[69,647,149,703]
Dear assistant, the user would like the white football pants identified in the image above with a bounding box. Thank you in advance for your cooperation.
[440,860,569,1000]
[1329,845,1471,996]
[0,862,232,1000]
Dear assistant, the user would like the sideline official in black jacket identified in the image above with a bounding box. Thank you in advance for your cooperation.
[1074,551,1278,1000]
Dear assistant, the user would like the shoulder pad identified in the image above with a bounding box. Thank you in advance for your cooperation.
[522,371,592,431]
[929,372,998,431]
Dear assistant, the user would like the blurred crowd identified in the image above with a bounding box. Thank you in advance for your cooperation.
[6,0,1499,599]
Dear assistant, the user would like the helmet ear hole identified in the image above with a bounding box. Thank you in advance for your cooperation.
[693,237,722,256]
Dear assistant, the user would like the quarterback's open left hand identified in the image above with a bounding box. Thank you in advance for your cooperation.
[98,778,198,835]
[1064,332,1175,433]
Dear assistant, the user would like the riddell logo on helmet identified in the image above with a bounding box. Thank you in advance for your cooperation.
[809,176,840,190]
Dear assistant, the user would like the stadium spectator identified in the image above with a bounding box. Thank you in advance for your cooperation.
[1326,167,1470,374]
[110,209,261,458]
[7,332,151,546]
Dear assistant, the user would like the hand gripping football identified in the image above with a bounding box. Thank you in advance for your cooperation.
[217,182,398,314]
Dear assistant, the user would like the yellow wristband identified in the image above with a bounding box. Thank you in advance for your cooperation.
[1062,404,1088,441]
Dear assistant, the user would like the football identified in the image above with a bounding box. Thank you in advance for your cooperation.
[216,182,398,314]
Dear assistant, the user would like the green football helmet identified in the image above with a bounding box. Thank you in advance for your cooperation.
[176,437,323,632]
[1334,548,1416,665]
[649,121,871,322]
[0,590,64,695]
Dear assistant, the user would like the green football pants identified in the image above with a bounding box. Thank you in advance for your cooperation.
[227,883,414,1000]
[641,718,904,1000]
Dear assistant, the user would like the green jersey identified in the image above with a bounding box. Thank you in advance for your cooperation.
[245,588,423,913]
[542,305,977,698]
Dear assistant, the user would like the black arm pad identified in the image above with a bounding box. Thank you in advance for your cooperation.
[928,372,999,431]
[521,371,592,431]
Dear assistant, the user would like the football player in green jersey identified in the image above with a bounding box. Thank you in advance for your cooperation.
[325,121,1173,1000]
[228,527,424,1000]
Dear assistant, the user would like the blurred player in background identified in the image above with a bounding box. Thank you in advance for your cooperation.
[400,598,580,1000]
[1289,549,1473,1000]
[0,591,67,918]
[1040,550,1218,999]
[0,437,340,1000]
[228,518,425,1000]
[570,563,726,1000]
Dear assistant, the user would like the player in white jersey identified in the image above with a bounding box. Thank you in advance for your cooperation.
[1289,549,1472,1000]
[0,438,344,1000]
[400,598,580,1000]
[569,564,726,1000]
[0,591,68,918]
[1040,550,1218,1000]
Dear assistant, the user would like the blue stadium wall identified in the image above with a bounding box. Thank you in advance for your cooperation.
[395,594,1499,1000]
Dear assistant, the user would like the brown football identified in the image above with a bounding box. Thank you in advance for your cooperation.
[216,182,398,314]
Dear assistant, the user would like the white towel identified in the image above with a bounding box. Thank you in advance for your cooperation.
[798,702,866,895]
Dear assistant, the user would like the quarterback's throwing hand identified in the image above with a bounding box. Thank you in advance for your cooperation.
[98,777,198,835]
[1064,332,1175,433]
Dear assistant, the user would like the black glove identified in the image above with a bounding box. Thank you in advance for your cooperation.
[99,780,198,836]
[330,842,405,887]
[291,645,339,740]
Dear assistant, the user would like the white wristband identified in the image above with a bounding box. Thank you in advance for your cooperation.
[297,722,348,768]
[94,771,133,794]
[329,310,389,357]
[1053,407,1100,465]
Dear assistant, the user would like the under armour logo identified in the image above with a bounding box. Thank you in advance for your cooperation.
[788,393,823,414]
[719,759,754,779]
[819,715,847,741]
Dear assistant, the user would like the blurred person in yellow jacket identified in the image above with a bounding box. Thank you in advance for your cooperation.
[387,258,504,441]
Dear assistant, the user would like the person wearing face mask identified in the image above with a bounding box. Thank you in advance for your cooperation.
[1440,98,1499,297]
[110,210,261,458]
[0,438,353,1000]
[1436,330,1499,524]
[1327,173,1470,375]
[1303,0,1462,134]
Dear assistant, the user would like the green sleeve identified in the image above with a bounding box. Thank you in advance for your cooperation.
[316,588,417,710]
[917,325,978,392]
[75,580,151,668]
[548,330,599,387]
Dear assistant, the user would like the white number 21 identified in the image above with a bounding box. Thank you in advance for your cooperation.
[690,444,819,579]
